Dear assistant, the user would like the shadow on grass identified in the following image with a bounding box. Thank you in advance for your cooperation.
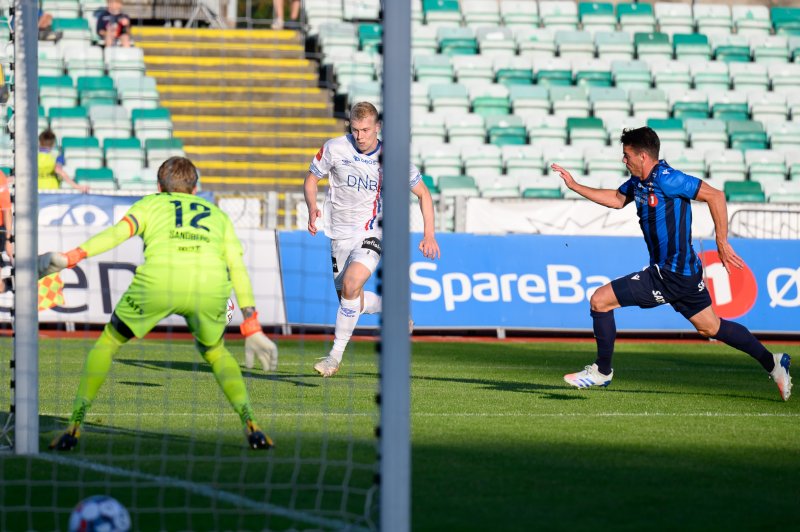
[412,374,586,401]
[117,358,319,388]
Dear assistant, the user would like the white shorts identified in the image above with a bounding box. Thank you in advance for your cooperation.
[330,234,382,291]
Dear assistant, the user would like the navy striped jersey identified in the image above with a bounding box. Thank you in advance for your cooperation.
[618,160,703,276]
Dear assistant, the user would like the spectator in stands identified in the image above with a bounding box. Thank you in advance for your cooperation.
[272,0,300,30]
[38,130,89,193]
[10,4,61,41]
[96,0,131,48]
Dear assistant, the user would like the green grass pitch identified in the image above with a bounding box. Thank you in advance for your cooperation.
[1,336,798,530]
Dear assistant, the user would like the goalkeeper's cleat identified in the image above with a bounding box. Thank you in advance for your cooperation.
[49,424,80,451]
[313,356,340,377]
[564,364,613,389]
[245,420,273,450]
[770,353,792,402]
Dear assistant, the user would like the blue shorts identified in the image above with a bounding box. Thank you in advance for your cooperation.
[610,265,712,319]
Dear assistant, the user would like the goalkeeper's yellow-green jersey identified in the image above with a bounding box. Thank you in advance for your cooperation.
[77,192,256,308]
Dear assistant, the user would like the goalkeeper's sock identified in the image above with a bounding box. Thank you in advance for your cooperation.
[201,341,255,425]
[330,296,361,363]
[591,310,616,376]
[361,291,381,315]
[69,323,127,426]
[713,319,775,372]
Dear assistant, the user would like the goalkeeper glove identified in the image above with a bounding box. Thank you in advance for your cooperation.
[37,248,87,279]
[240,312,278,371]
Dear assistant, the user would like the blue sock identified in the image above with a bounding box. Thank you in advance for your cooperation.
[713,319,775,372]
[591,310,615,376]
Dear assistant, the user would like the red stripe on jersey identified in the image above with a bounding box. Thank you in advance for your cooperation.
[364,175,382,230]
[315,146,324,161]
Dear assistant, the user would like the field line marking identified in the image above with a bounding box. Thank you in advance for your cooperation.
[35,454,370,531]
[39,411,800,418]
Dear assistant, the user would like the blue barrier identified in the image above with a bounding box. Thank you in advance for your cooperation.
[278,231,800,333]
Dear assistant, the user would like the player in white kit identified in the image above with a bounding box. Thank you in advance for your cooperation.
[304,102,440,377]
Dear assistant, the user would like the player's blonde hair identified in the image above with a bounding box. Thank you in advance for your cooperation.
[157,156,199,193]
[349,101,379,123]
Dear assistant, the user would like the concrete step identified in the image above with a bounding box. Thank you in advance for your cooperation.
[162,99,331,117]
[185,149,314,164]
[149,70,318,87]
[172,115,343,134]
[157,84,329,103]
[133,26,303,45]
[138,41,304,59]
[144,55,316,75]
[175,131,344,148]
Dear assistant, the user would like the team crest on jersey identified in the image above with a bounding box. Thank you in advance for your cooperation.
[315,146,324,161]
[648,193,658,207]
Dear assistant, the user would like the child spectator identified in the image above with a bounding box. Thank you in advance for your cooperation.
[38,130,89,193]
[272,0,300,30]
[96,0,131,48]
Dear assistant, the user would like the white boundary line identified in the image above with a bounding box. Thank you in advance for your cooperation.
[36,454,370,531]
[39,411,800,418]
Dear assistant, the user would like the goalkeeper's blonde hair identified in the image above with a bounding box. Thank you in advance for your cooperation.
[157,156,199,193]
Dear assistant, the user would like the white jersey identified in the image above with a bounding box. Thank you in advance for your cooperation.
[309,134,422,240]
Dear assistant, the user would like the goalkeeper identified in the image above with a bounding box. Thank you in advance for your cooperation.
[41,157,278,451]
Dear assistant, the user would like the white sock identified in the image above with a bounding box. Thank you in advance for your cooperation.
[330,296,360,362]
[361,291,382,315]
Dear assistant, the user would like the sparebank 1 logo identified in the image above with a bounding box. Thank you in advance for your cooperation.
[699,250,757,319]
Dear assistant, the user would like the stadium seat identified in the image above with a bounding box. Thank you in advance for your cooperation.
[787,151,800,181]
[550,86,590,118]
[494,56,534,86]
[771,6,800,35]
[567,117,607,147]
[485,115,527,145]
[684,118,727,151]
[318,23,359,63]
[75,167,116,190]
[655,2,694,36]
[515,28,557,59]
[544,144,584,172]
[669,89,710,120]
[61,136,102,175]
[691,61,730,91]
[611,60,651,90]
[617,3,656,35]
[348,81,382,111]
[51,17,92,45]
[39,75,78,113]
[732,5,771,36]
[746,149,788,183]
[579,2,616,33]
[49,106,90,138]
[527,115,568,146]
[555,30,595,59]
[358,23,382,53]
[589,87,630,119]
[728,62,769,92]
[304,0,345,32]
[705,149,746,181]
[462,144,504,177]
[429,83,469,114]
[476,27,516,57]
[470,84,511,116]
[693,3,732,36]
[64,46,104,79]
[89,105,131,143]
[420,143,462,178]
[38,44,65,77]
[421,174,439,194]
[343,0,380,22]
[502,145,544,177]
[77,76,117,108]
[573,58,613,87]
[104,137,145,176]
[595,31,634,61]
[629,88,669,120]
[647,118,686,152]
[750,35,789,64]
[445,113,486,146]
[437,175,480,197]
[411,82,431,114]
[499,0,540,28]
[423,0,462,26]
[634,32,672,61]
[477,174,521,198]
[711,34,751,63]
[508,85,550,118]
[664,148,706,178]
[521,181,563,199]
[708,90,749,121]
[335,57,377,94]
[535,57,573,86]
[584,146,626,178]
[131,107,173,141]
[462,0,501,28]
[412,113,447,144]
[767,121,800,153]
[768,63,800,94]
[652,60,692,91]
[539,1,579,30]
[437,27,478,56]
[727,120,768,151]
[42,0,80,18]
[724,180,766,202]
[145,138,185,167]
[117,76,160,112]
[673,33,711,62]
[412,25,439,56]
[452,55,495,86]
[787,93,800,122]
[415,55,454,84]
[763,180,800,203]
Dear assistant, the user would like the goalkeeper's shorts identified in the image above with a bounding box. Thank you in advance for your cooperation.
[114,272,230,346]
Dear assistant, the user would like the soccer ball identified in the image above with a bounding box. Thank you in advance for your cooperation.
[68,495,131,532]
[226,298,235,324]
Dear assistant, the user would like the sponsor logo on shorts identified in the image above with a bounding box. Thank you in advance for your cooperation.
[362,237,382,255]
[698,280,705,292]
[331,256,339,273]
[652,290,666,304]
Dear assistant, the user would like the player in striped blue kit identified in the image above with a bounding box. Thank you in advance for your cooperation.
[551,127,791,401]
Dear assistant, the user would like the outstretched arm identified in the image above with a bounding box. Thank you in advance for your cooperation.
[304,172,322,236]
[695,180,744,273]
[411,180,440,260]
[550,164,629,209]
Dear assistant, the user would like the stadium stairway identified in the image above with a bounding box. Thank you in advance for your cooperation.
[132,26,343,191]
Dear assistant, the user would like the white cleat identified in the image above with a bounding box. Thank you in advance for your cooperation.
[770,353,792,401]
[313,356,340,378]
[564,364,613,389]
[409,318,414,335]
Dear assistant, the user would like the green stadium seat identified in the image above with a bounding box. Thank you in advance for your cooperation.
[527,116,568,146]
[411,82,431,114]
[485,115,527,145]
[437,175,480,197]
[673,33,710,61]
[412,25,439,56]
[574,61,613,87]
[422,0,461,26]
[500,0,540,28]
[49,106,90,138]
[729,63,769,92]
[550,86,590,118]
[462,0,501,28]
[77,76,117,105]
[746,149,787,183]
[104,137,145,175]
[61,136,103,174]
[412,113,447,145]
[75,167,116,190]
[655,2,694,36]
[515,28,556,58]
[420,144,462,178]
[42,0,80,18]
[429,83,469,114]
[445,113,485,146]
[38,44,65,77]
[664,148,705,178]
[771,6,800,34]
[584,146,626,178]
[617,3,656,34]
[706,149,746,181]
[769,62,800,94]
[39,76,78,113]
[724,180,765,202]
[589,87,629,119]
[89,105,131,143]
[693,4,732,36]
[477,175,521,198]
[476,27,516,57]
[749,92,788,125]
[502,145,544,177]
[567,116,607,147]
[539,1,579,30]
[634,32,672,61]
[767,121,800,153]
[750,35,789,64]
[462,144,503,177]
[763,181,800,203]
[452,55,495,86]
[579,2,616,33]
[131,107,173,141]
[470,84,511,116]
[629,88,668,120]
[51,17,92,44]
[691,61,730,91]
[495,64,535,86]
[555,30,594,59]
[145,138,185,166]
[712,34,751,62]
[421,174,439,194]
[508,85,550,118]
[521,186,563,199]
[64,47,104,79]
[647,118,686,151]
[595,31,634,61]
[117,76,160,112]
[104,47,147,81]
[653,61,691,91]
[358,23,382,53]
[414,55,454,84]
[685,118,727,152]
[728,120,768,151]
[732,5,771,36]
[670,90,709,120]
[437,27,478,56]
[611,59,651,90]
